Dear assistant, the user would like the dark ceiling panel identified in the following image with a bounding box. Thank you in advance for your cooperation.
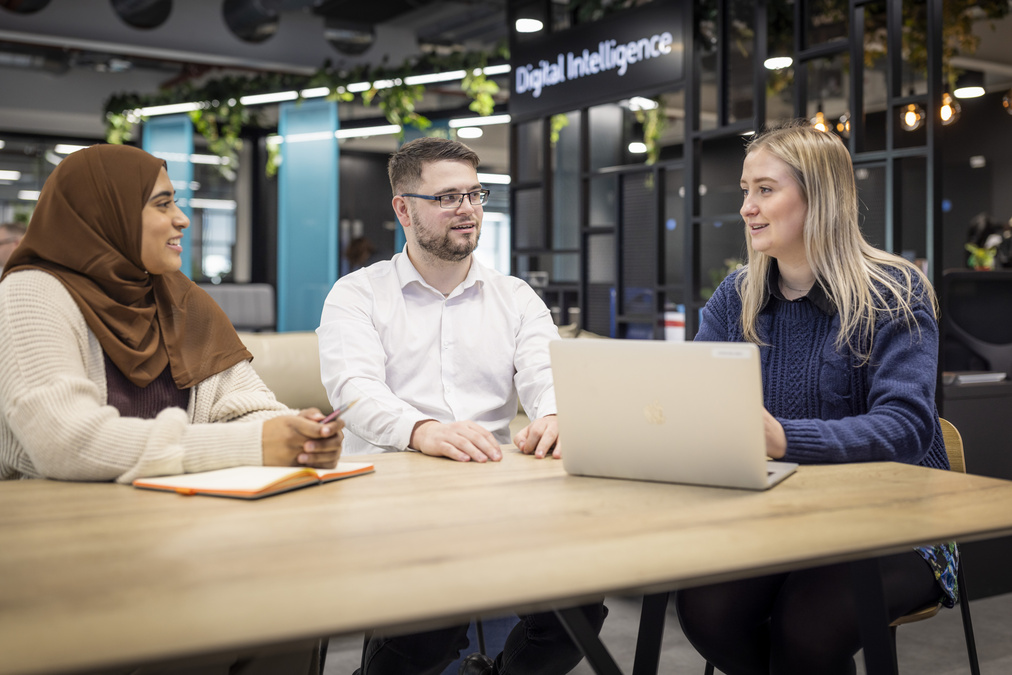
[312,0,439,25]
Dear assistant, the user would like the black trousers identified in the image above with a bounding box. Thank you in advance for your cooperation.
[360,601,608,675]
[674,551,941,675]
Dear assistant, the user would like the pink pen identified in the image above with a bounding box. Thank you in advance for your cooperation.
[320,398,360,425]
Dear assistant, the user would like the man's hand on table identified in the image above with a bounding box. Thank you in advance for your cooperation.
[410,420,502,462]
[514,414,560,459]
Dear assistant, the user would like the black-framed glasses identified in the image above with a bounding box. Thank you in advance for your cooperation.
[399,189,490,209]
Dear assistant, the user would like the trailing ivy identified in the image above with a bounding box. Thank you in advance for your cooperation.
[103,43,509,178]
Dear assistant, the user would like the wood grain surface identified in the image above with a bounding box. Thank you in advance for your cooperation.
[3,449,1012,674]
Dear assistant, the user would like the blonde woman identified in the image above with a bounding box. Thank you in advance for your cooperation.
[675,122,956,674]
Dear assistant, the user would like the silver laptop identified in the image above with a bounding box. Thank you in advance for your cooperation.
[551,340,798,490]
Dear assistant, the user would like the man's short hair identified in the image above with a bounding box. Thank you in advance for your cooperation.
[0,222,27,238]
[388,137,480,194]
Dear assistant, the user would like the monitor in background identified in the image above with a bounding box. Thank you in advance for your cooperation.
[940,270,1012,377]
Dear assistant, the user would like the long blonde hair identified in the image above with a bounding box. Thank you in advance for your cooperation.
[737,122,936,362]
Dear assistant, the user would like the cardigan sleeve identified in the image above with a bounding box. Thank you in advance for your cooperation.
[0,271,288,484]
[779,301,940,465]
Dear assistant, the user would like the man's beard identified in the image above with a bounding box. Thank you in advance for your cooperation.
[412,207,480,262]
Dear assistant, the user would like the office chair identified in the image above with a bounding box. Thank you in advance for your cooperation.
[703,418,980,675]
[355,618,493,675]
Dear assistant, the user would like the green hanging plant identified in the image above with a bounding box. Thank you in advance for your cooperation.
[265,137,282,179]
[462,56,500,117]
[103,44,509,178]
[633,99,665,165]
[549,113,570,146]
[363,81,431,136]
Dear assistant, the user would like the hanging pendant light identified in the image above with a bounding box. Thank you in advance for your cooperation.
[1003,89,1012,115]
[940,92,961,126]
[836,112,851,138]
[810,110,830,133]
[900,103,926,131]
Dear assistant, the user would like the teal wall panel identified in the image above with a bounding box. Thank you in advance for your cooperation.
[142,115,194,277]
[278,100,339,331]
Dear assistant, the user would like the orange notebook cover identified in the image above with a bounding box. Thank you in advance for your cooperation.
[132,463,374,499]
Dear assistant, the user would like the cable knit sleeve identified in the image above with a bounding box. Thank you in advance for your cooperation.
[779,290,941,466]
[696,271,742,342]
[0,271,286,483]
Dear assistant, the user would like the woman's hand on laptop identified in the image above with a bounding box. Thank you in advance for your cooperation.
[514,415,560,459]
[763,409,787,459]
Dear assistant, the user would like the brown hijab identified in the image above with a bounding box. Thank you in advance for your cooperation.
[1,144,251,388]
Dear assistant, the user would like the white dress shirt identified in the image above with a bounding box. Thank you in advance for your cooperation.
[317,251,559,455]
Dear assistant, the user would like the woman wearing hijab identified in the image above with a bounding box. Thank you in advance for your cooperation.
[0,144,340,672]
[0,143,342,482]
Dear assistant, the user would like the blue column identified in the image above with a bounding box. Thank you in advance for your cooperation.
[142,115,194,277]
[277,99,339,332]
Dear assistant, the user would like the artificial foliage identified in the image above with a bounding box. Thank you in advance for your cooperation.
[103,44,508,179]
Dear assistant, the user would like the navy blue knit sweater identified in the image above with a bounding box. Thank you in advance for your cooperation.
[697,267,949,470]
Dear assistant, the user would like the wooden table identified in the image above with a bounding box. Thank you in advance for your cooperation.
[3,450,1012,675]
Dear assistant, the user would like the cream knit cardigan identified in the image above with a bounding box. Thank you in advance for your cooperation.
[0,270,293,483]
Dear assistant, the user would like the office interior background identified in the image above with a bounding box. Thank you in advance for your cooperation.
[3,1,1012,672]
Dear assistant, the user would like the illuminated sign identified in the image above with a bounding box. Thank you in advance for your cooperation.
[510,3,684,120]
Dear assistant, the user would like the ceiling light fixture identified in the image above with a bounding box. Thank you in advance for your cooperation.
[300,87,332,98]
[477,172,511,185]
[54,144,90,154]
[515,18,544,33]
[953,70,985,99]
[404,70,467,85]
[448,114,511,128]
[764,56,793,70]
[131,66,510,119]
[940,92,961,126]
[137,102,205,117]
[900,102,926,131]
[18,190,40,201]
[836,113,851,138]
[240,91,299,105]
[0,170,22,181]
[334,124,402,139]
[628,97,659,111]
[455,127,483,139]
[628,142,648,154]
[810,110,829,133]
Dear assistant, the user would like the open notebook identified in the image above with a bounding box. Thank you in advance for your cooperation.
[132,462,374,499]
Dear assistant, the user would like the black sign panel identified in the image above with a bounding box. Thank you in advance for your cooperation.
[509,2,685,121]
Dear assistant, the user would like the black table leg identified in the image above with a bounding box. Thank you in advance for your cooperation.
[850,557,898,675]
[632,593,669,675]
[554,606,624,675]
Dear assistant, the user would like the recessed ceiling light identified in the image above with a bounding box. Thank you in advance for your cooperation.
[516,18,543,33]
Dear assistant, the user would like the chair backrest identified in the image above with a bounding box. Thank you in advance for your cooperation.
[939,417,966,474]
[197,283,276,332]
[236,331,331,413]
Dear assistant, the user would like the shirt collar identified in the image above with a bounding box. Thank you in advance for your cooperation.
[394,245,483,297]
[764,262,837,316]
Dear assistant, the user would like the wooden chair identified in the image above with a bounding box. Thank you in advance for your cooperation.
[703,419,980,675]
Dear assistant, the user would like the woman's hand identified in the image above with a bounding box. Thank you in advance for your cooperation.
[262,408,344,468]
[763,408,787,460]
